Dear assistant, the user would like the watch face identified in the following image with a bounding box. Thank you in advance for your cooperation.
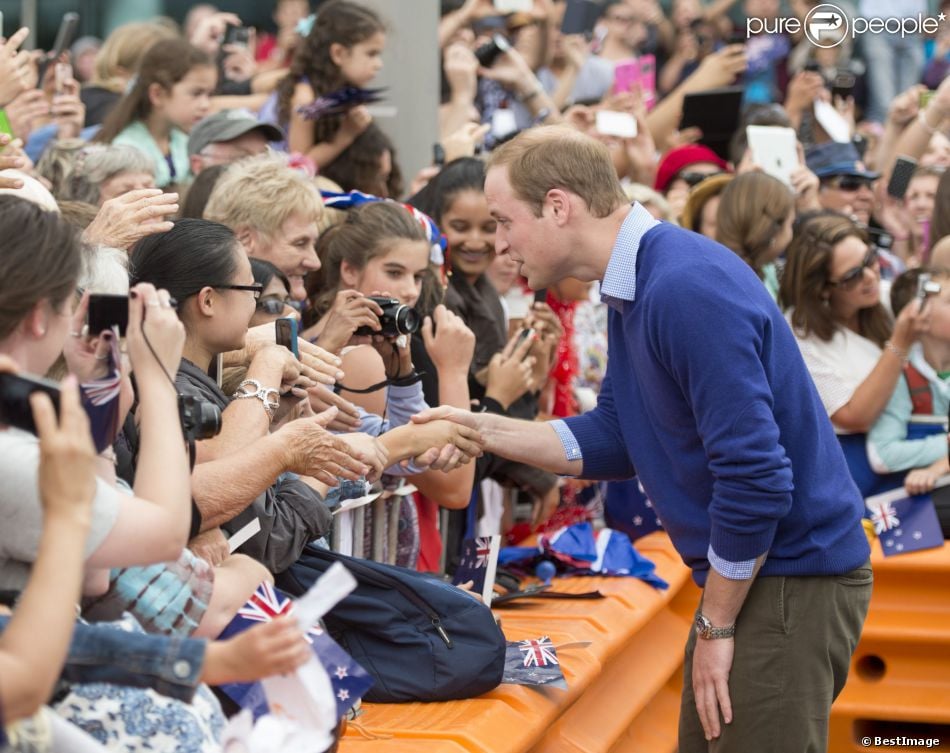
[695,614,710,637]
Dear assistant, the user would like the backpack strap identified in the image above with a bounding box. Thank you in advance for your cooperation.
[903,362,934,416]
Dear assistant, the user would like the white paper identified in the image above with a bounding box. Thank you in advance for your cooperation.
[386,482,418,498]
[866,474,950,509]
[222,709,329,753]
[293,561,357,631]
[482,535,502,607]
[364,105,397,119]
[813,100,852,144]
[746,125,799,187]
[335,510,354,556]
[595,110,638,139]
[331,490,382,516]
[228,518,262,554]
[261,663,336,752]
[492,108,518,139]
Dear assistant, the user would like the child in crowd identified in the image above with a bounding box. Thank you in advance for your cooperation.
[95,38,216,187]
[278,0,386,170]
[867,267,950,494]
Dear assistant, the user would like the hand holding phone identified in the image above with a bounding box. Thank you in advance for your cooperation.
[887,156,918,200]
[917,272,941,312]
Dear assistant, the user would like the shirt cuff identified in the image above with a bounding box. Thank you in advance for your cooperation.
[550,419,583,463]
[707,544,756,581]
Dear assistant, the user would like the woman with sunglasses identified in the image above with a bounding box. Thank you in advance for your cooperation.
[249,258,301,327]
[779,213,928,495]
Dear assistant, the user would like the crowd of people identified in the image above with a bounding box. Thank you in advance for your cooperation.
[0,0,949,750]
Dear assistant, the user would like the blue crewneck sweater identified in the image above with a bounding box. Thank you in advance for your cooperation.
[562,221,870,586]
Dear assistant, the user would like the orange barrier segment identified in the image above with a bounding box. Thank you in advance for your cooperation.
[341,532,694,753]
[829,540,950,753]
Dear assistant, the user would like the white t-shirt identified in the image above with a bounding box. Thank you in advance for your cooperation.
[787,313,882,433]
[0,427,119,590]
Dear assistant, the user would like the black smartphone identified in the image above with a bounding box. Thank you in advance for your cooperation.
[37,12,79,86]
[561,0,600,36]
[275,317,300,359]
[223,24,251,48]
[0,372,61,435]
[533,288,548,303]
[887,156,918,200]
[87,294,129,336]
[514,327,536,359]
[831,70,856,101]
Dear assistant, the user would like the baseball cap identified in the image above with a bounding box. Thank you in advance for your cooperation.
[187,110,285,157]
[805,141,879,181]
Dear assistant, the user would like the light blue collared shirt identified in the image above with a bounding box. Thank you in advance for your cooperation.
[549,203,755,580]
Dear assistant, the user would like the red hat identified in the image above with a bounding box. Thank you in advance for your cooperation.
[653,145,729,193]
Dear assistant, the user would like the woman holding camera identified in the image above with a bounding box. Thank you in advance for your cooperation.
[780,213,929,495]
[129,218,390,575]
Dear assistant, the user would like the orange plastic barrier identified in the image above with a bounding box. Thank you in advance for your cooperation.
[829,540,950,753]
[340,532,695,753]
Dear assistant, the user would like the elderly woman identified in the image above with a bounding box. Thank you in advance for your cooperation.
[64,144,156,206]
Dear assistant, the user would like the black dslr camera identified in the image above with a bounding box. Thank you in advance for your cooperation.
[178,395,222,442]
[355,296,421,338]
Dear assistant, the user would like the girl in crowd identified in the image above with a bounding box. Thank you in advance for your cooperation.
[715,171,795,300]
[250,258,301,327]
[95,38,216,187]
[779,214,927,495]
[278,0,386,171]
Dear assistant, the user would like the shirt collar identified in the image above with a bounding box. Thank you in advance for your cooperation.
[600,203,661,311]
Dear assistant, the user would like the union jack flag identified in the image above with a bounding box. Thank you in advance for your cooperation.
[871,503,901,534]
[519,637,559,668]
[451,536,500,602]
[79,336,122,453]
[219,583,372,719]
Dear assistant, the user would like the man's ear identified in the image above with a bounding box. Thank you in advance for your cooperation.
[545,189,572,227]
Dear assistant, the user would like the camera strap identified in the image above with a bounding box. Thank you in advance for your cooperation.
[332,370,425,395]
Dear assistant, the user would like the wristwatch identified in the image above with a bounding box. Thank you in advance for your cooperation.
[695,613,736,640]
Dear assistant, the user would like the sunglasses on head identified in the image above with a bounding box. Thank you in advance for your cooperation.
[827,175,872,192]
[828,247,878,291]
[680,170,724,188]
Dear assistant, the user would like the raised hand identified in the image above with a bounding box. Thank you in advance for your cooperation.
[81,188,179,250]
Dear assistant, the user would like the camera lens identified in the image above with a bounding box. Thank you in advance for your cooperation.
[395,305,421,335]
[195,402,222,440]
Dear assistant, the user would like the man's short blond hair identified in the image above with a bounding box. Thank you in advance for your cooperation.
[204,155,323,238]
[486,126,628,218]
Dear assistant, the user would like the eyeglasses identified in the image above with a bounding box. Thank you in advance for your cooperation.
[215,283,263,300]
[256,296,297,315]
[828,248,878,290]
[607,14,638,24]
[827,175,872,192]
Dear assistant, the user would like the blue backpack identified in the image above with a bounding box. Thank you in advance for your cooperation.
[276,545,506,703]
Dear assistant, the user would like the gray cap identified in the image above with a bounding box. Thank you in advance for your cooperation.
[187,109,285,157]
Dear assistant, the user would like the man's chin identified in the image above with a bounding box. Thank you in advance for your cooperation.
[290,279,308,302]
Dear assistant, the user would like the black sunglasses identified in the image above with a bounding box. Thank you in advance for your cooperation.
[829,248,878,290]
[680,170,724,188]
[828,175,872,192]
[256,296,298,314]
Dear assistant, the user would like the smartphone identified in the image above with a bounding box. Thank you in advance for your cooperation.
[275,317,299,359]
[561,0,600,36]
[0,11,4,39]
[493,0,532,12]
[37,12,79,87]
[613,58,639,95]
[433,142,446,167]
[533,288,548,303]
[746,125,799,187]
[638,54,657,109]
[54,62,72,96]
[917,272,941,312]
[887,156,918,200]
[514,327,535,358]
[831,70,855,101]
[0,372,61,435]
[596,110,638,138]
[223,24,251,48]
[87,294,129,337]
[920,90,936,109]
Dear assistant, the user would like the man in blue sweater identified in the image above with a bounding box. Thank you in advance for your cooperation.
[414,126,872,752]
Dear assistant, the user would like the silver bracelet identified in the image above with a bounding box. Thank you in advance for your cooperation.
[884,340,909,365]
[232,379,280,417]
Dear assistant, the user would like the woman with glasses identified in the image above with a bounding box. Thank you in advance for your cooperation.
[249,258,301,327]
[779,213,928,495]
[130,218,380,575]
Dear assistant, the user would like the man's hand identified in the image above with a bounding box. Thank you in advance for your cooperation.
[691,636,735,741]
[81,188,179,250]
[189,528,230,568]
[307,384,362,431]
